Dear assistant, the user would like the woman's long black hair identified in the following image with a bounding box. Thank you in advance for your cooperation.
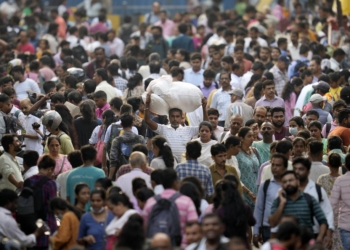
[49,197,82,220]
[116,214,145,250]
[152,135,175,168]
[55,104,78,148]
[244,74,262,93]
[127,73,143,90]
[282,77,303,101]
[179,182,201,216]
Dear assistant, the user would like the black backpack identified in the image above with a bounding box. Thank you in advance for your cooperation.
[17,177,49,235]
[106,123,122,155]
[72,41,88,64]
[147,193,182,246]
[3,113,23,135]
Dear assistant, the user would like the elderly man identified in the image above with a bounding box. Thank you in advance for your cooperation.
[302,94,332,127]
[115,152,152,200]
[219,114,243,142]
[225,89,253,128]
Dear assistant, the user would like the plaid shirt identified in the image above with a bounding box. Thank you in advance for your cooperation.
[269,65,289,97]
[113,76,128,92]
[175,160,214,197]
[26,175,57,247]
[115,164,154,179]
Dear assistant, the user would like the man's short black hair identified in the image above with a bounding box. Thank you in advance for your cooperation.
[186,141,202,159]
[276,221,300,241]
[1,134,16,152]
[126,57,138,71]
[222,56,234,64]
[0,93,10,104]
[308,141,323,156]
[126,96,141,113]
[171,67,184,78]
[151,169,163,185]
[338,109,350,124]
[168,60,180,69]
[224,29,234,37]
[281,170,298,180]
[149,61,161,74]
[328,136,342,150]
[107,63,120,76]
[299,44,309,55]
[67,90,82,104]
[270,107,285,116]
[120,113,134,128]
[83,79,96,93]
[81,145,97,162]
[0,76,13,86]
[292,157,311,171]
[333,48,346,57]
[23,150,39,168]
[151,25,163,34]
[178,23,188,34]
[0,189,18,207]
[109,97,123,110]
[203,69,216,79]
[11,65,24,75]
[210,143,226,156]
[96,68,108,81]
[51,93,65,103]
[162,168,178,189]
[67,150,83,168]
[306,110,319,118]
[276,140,293,154]
[43,81,56,94]
[94,90,107,99]
[277,37,288,46]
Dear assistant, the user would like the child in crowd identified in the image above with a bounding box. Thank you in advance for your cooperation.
[329,72,342,101]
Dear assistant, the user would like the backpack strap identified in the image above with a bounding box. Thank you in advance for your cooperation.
[315,183,323,202]
[325,122,331,137]
[303,193,315,225]
[169,192,181,203]
[14,110,21,119]
[261,179,271,229]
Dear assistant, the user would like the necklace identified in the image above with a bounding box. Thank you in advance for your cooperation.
[241,147,251,155]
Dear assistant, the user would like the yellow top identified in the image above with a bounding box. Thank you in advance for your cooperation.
[50,211,81,250]
[329,87,342,102]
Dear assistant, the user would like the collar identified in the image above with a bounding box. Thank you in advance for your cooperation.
[200,82,215,89]
[304,179,315,191]
[187,159,199,164]
[263,95,277,101]
[0,207,12,215]
[189,68,202,74]
[98,103,110,111]
[131,168,143,172]
[221,88,232,93]
[212,164,229,172]
[3,152,17,162]
[330,57,340,66]
[329,149,343,154]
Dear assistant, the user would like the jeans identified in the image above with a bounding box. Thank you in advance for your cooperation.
[339,228,350,250]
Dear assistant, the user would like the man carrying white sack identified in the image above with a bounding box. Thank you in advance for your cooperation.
[144,92,208,162]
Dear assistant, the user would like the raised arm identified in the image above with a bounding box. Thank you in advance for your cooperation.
[202,97,208,122]
[144,93,158,131]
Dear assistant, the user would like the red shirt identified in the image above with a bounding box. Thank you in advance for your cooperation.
[20,43,35,54]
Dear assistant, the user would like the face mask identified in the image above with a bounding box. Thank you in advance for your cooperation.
[289,127,298,136]
[90,206,105,214]
[153,34,161,40]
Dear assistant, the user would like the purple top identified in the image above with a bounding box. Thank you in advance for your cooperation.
[199,82,218,98]
[255,95,286,109]
[274,126,289,140]
[322,120,338,138]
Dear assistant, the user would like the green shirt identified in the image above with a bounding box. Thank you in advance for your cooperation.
[252,141,271,164]
[270,191,328,229]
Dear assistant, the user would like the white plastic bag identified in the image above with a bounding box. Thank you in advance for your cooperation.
[142,92,170,115]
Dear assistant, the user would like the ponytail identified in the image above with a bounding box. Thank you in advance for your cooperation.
[152,135,175,168]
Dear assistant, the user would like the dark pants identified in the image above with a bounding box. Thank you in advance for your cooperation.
[218,120,225,127]
[261,226,271,242]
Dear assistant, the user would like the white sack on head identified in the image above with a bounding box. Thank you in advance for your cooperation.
[146,75,172,96]
[142,92,170,115]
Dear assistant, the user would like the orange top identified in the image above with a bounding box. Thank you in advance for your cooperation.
[55,16,66,40]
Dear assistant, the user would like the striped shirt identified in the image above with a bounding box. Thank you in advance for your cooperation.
[224,100,253,128]
[269,65,288,97]
[113,76,128,93]
[142,189,198,244]
[270,191,328,230]
[14,78,41,101]
[175,160,214,197]
[330,172,350,231]
[210,88,232,121]
[154,124,199,162]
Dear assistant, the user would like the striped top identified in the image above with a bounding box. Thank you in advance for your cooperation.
[270,191,328,230]
[330,172,350,231]
[154,124,199,162]
[210,88,232,121]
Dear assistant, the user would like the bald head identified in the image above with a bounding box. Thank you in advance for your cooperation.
[152,2,161,14]
[129,152,147,169]
[20,98,33,115]
[151,233,172,250]
[230,114,243,135]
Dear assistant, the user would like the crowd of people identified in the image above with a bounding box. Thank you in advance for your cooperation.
[0,0,349,249]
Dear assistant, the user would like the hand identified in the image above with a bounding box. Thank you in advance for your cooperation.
[44,92,54,100]
[252,235,261,248]
[16,181,23,188]
[35,225,46,237]
[278,189,287,204]
[323,235,332,249]
[146,92,151,107]
[102,165,108,175]
[201,97,207,107]
[84,235,96,245]
[248,192,256,202]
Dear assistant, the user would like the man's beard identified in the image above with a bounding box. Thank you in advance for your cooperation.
[285,185,298,195]
[272,120,284,128]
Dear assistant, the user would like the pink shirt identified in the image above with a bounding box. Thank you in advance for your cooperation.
[38,154,72,176]
[39,66,56,82]
[284,92,296,126]
[95,103,110,119]
[330,172,350,231]
[89,22,109,35]
[154,19,176,38]
[142,189,198,247]
[20,43,35,54]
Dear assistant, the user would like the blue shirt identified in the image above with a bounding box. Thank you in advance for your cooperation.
[253,178,282,234]
[175,159,214,197]
[288,56,310,79]
[66,166,105,206]
[78,211,114,250]
[184,68,204,87]
[210,88,232,121]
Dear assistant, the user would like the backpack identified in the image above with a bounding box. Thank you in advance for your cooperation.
[3,113,23,135]
[17,177,49,235]
[106,122,122,155]
[72,41,88,64]
[147,193,182,246]
[119,25,133,45]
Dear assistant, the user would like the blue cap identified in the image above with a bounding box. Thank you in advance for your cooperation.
[278,55,291,66]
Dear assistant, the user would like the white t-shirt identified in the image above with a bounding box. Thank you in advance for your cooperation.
[14,78,40,101]
[23,114,43,154]
[23,166,39,180]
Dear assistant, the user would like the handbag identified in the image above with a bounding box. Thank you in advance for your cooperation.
[95,126,105,166]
